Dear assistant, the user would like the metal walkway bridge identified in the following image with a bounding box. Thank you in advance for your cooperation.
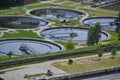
[19,42,39,55]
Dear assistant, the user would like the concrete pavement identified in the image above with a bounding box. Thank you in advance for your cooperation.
[0,59,69,80]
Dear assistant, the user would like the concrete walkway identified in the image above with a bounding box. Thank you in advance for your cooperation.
[0,59,69,80]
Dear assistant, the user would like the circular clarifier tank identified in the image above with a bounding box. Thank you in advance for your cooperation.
[41,27,110,44]
[28,8,86,19]
[0,39,61,56]
[83,17,117,31]
[0,16,48,29]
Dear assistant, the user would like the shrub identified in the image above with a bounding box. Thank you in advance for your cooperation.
[98,49,103,60]
[111,50,117,58]
[65,41,76,50]
[7,51,14,58]
[68,59,73,65]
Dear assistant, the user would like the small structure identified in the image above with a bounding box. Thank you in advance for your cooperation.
[70,33,78,38]
[47,69,53,76]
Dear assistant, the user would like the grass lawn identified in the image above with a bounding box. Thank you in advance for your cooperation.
[71,3,85,7]
[53,54,120,74]
[61,1,85,7]
[1,30,43,39]
[0,7,26,15]
[53,0,65,3]
[62,1,77,6]
[78,8,118,17]
[24,73,48,78]
[106,31,120,46]
[56,3,118,17]
[0,3,52,15]
[109,31,118,40]
[26,3,52,9]
[0,1,118,17]
[50,19,81,27]
[58,5,76,9]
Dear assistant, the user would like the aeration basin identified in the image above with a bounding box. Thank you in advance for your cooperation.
[0,39,61,56]
[0,16,48,29]
[83,17,117,31]
[41,27,109,44]
[29,8,86,19]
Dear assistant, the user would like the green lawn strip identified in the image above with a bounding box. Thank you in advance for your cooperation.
[62,1,77,6]
[72,3,85,7]
[109,31,118,40]
[0,7,25,15]
[106,31,120,45]
[0,71,5,74]
[67,19,81,26]
[53,56,120,74]
[26,3,52,9]
[52,23,64,27]
[1,30,43,39]
[78,8,118,17]
[0,28,8,31]
[49,19,81,27]
[0,67,26,74]
[0,59,46,70]
[0,54,39,62]
[24,73,49,78]
[53,0,65,3]
[0,3,52,15]
[58,5,76,9]
[47,19,63,26]
[47,19,59,22]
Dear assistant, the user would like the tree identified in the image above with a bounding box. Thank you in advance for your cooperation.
[87,22,101,45]
[0,0,10,9]
[94,23,101,44]
[87,27,95,45]
[111,50,117,58]
[115,12,120,40]
[0,0,23,9]
[7,51,14,58]
[98,49,103,60]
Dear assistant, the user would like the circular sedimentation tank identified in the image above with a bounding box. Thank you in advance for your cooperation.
[0,39,62,56]
[0,16,48,29]
[28,8,86,19]
[83,17,117,31]
[41,27,110,44]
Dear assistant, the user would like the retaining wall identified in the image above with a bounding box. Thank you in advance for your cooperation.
[48,66,120,80]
